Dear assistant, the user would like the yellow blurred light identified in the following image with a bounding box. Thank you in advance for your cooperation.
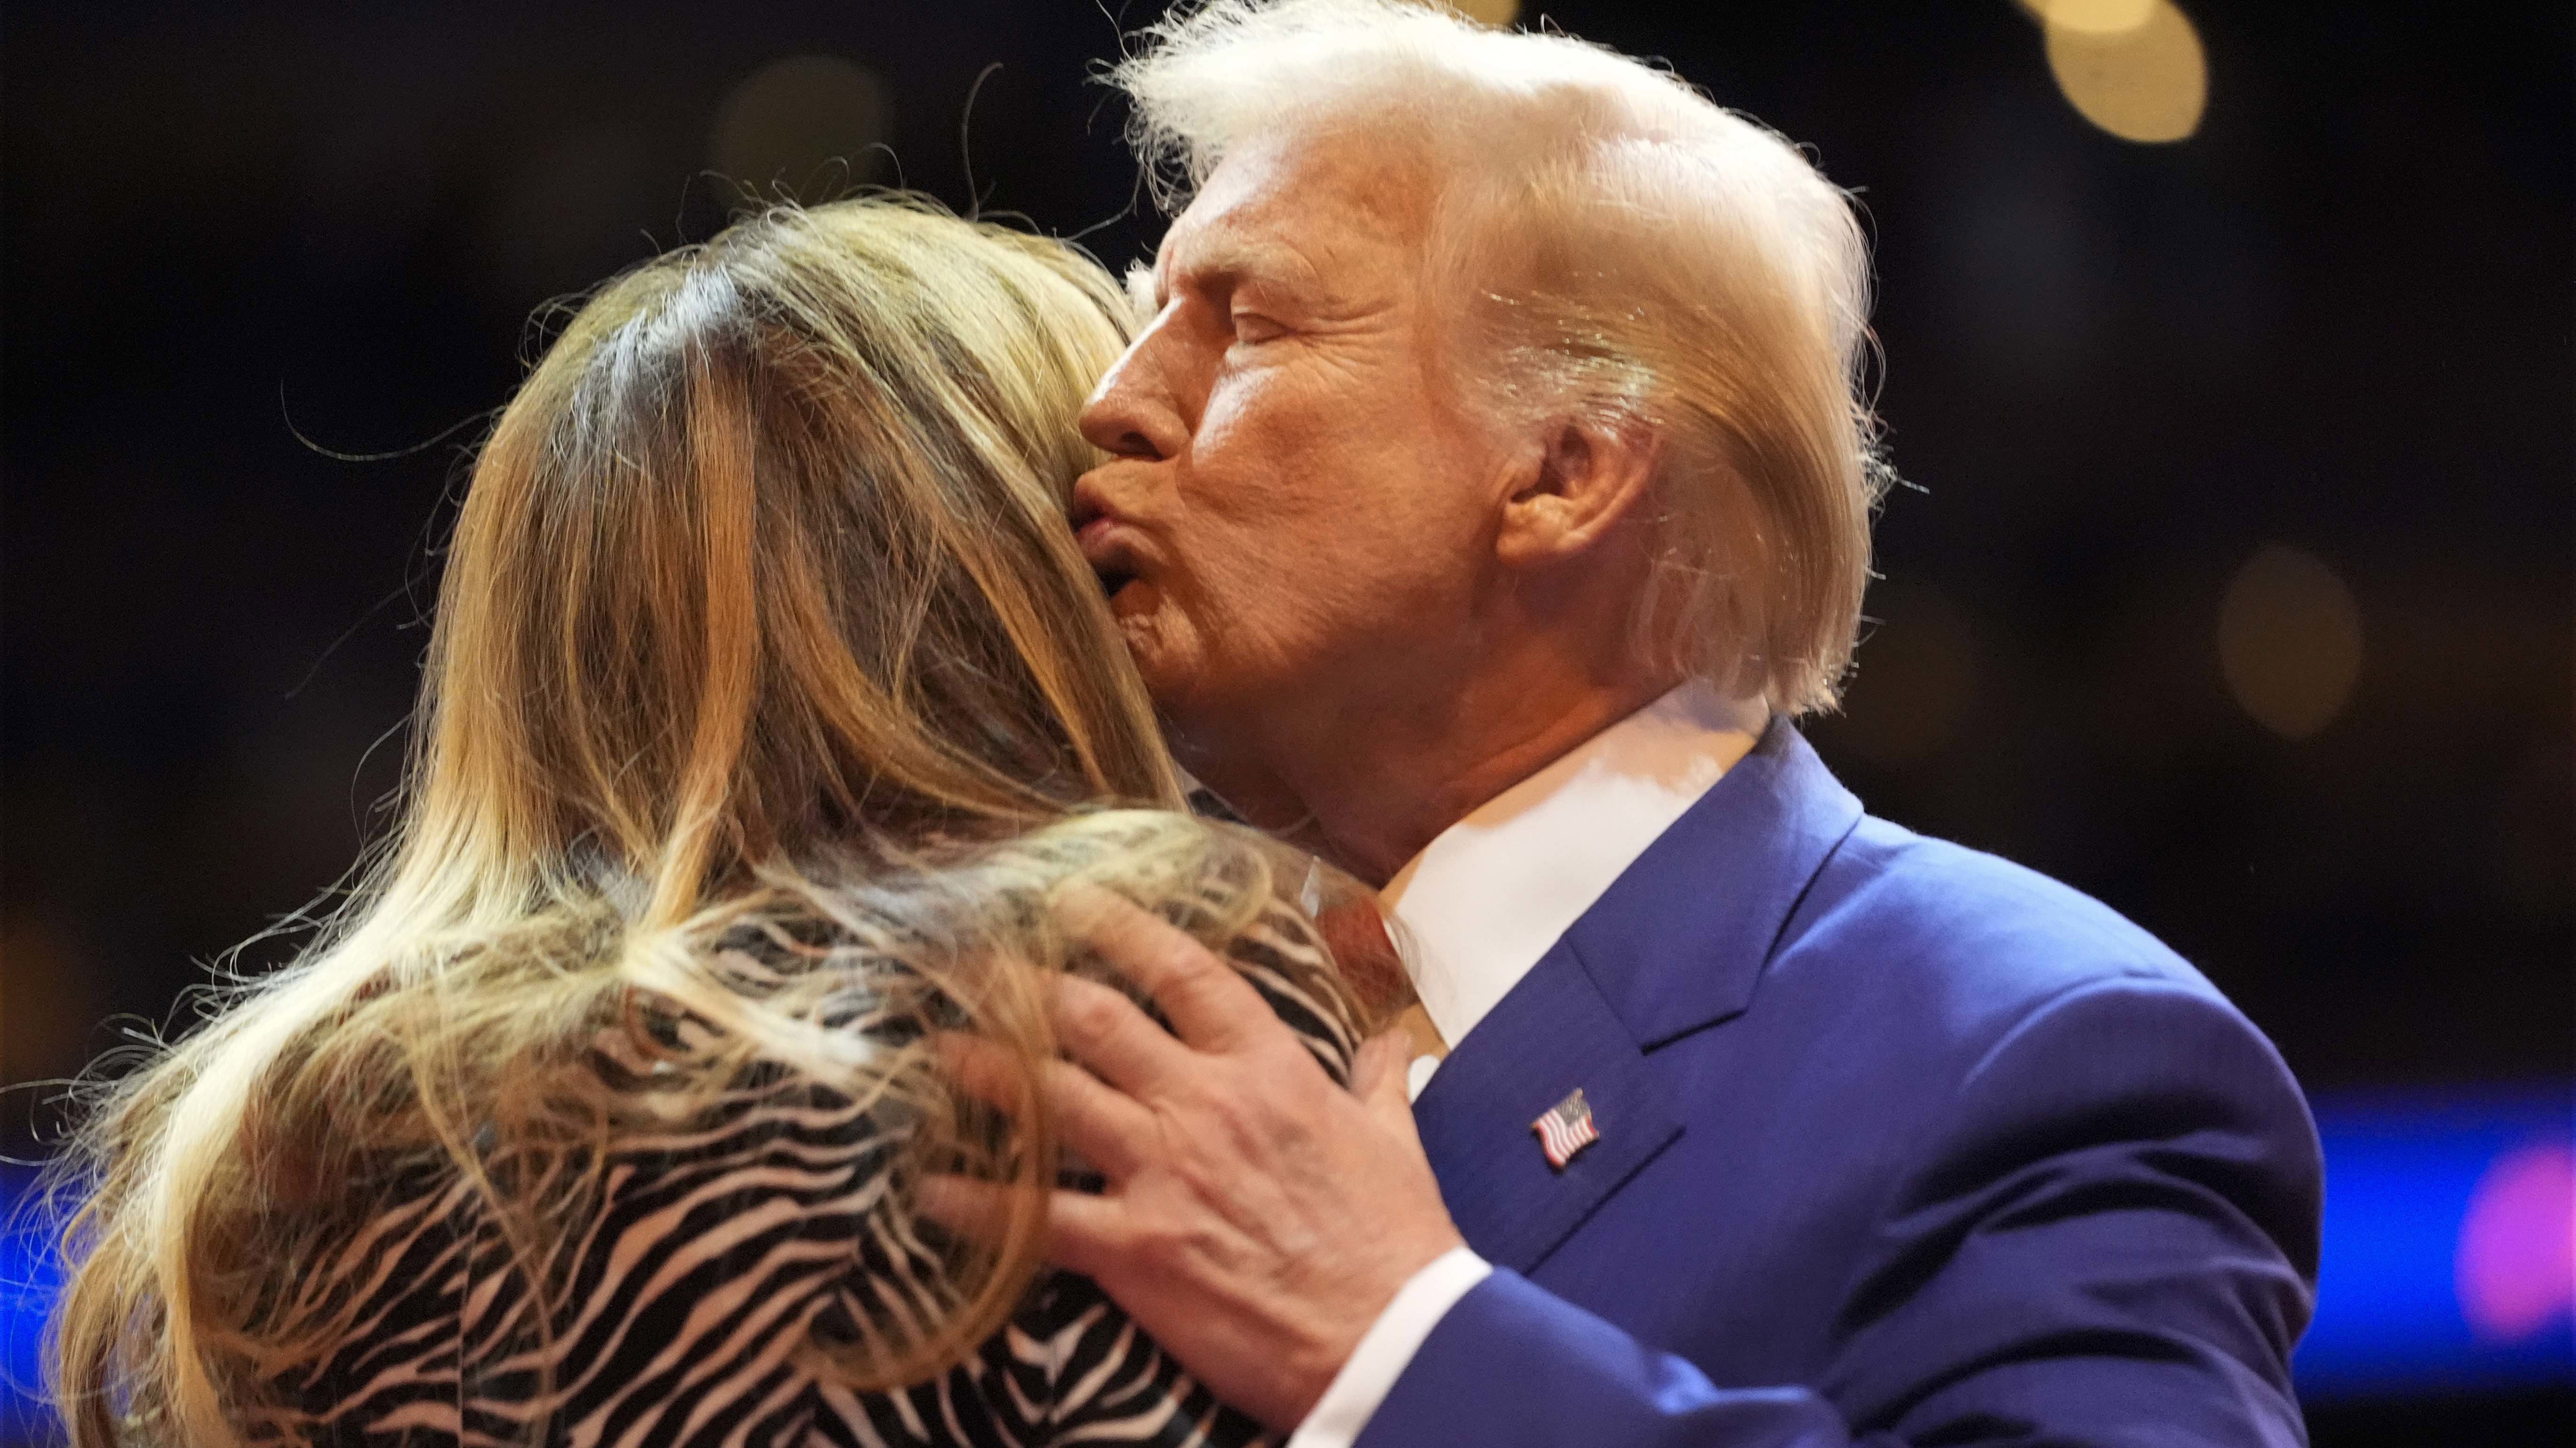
[2218,545,2363,741]
[2044,0,2207,144]
[1440,0,1520,26]
[2029,0,2155,36]
[711,55,891,199]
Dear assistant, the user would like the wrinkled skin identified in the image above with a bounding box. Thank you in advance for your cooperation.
[922,888,1461,1430]
[1074,136,1508,800]
[928,130,1675,1433]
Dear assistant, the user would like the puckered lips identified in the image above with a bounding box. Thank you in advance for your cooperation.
[1069,481,1153,615]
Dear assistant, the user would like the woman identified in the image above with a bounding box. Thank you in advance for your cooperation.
[53,197,1402,1447]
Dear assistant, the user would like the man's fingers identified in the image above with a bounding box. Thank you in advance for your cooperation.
[1030,1188,1128,1282]
[937,1030,1042,1115]
[1049,970,1197,1096]
[913,1173,1021,1243]
[914,1173,1129,1283]
[1056,882,1274,1053]
[936,1032,1153,1179]
[1351,1028,1407,1102]
[1352,1028,1426,1145]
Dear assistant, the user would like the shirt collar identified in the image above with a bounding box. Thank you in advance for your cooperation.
[1378,680,1769,1053]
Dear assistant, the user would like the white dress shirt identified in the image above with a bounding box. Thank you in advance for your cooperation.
[1286,681,1768,1448]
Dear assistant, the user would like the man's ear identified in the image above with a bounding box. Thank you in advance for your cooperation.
[1495,414,1660,569]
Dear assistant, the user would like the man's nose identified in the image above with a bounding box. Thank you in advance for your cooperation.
[1080,322,1188,462]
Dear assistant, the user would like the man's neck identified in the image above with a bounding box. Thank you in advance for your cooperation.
[1189,667,1681,888]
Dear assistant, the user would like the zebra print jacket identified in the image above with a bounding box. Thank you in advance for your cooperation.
[259,902,1361,1448]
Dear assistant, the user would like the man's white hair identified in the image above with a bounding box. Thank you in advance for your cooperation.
[1110,0,1885,714]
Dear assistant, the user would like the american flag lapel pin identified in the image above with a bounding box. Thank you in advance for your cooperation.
[1532,1087,1600,1171]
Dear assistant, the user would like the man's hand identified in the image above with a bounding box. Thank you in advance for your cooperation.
[917,885,1465,1431]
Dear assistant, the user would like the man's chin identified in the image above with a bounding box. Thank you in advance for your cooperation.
[1111,605,1196,709]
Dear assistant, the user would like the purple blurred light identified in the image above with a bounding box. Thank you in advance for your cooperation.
[2456,1141,2575,1343]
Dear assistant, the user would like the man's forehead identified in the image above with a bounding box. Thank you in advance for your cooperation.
[1156,133,1431,284]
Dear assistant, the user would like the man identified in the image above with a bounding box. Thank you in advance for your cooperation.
[924,3,2321,1443]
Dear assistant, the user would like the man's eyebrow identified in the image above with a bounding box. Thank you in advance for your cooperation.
[1164,235,1310,295]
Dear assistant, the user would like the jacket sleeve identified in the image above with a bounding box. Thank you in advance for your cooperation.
[1355,975,2322,1448]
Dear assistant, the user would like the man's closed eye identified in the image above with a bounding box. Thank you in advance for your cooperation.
[1230,312,1289,345]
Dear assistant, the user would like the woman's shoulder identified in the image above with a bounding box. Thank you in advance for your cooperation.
[262,1088,897,1441]
[827,1271,1270,1448]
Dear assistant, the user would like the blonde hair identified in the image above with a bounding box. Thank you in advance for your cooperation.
[50,196,1372,1445]
[1112,0,1886,713]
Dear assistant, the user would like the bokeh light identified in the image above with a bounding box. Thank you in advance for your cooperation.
[2219,545,2363,741]
[2300,1087,2576,1398]
[2023,0,2155,37]
[709,55,892,200]
[1445,0,1522,26]
[2456,1141,2576,1343]
[2043,0,2208,143]
[1,4,2566,1439]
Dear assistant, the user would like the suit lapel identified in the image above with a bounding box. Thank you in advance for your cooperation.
[1567,719,1865,1048]
[1411,938,1683,1273]
[1407,721,1865,1275]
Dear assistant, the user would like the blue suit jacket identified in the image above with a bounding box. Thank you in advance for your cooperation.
[1361,723,2321,1447]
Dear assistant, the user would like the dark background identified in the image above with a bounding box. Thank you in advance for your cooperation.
[2,1,2568,1441]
